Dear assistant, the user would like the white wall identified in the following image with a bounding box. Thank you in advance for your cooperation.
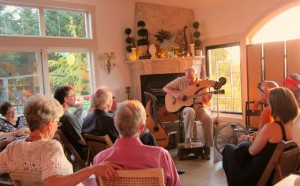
[93,0,135,101]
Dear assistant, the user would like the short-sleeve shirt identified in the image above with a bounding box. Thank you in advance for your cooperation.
[0,139,73,180]
[165,76,190,92]
[60,111,85,155]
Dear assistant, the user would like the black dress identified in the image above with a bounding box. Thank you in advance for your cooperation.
[222,121,287,186]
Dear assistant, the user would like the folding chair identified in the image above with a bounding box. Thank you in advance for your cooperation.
[55,129,86,170]
[258,140,300,186]
[82,133,113,165]
[9,172,42,186]
[98,168,165,186]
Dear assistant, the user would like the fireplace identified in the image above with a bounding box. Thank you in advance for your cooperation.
[140,73,184,106]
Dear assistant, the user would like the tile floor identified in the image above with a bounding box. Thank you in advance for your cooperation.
[169,147,227,186]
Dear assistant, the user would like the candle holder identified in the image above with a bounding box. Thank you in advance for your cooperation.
[125,86,132,100]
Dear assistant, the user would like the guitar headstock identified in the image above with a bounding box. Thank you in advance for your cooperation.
[213,77,227,90]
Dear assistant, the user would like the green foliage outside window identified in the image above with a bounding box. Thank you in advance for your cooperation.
[208,46,242,114]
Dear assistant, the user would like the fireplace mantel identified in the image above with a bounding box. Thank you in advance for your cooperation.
[126,57,203,101]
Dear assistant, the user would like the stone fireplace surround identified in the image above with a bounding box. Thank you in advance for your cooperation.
[126,57,203,102]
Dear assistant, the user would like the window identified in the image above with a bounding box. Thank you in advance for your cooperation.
[0,51,40,114]
[48,51,91,95]
[0,1,95,114]
[0,4,90,38]
[0,5,39,36]
[206,43,242,114]
[45,9,87,38]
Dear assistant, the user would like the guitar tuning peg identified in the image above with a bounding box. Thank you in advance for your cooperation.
[219,77,227,85]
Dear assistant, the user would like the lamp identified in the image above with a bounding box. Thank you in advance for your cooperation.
[104,52,116,74]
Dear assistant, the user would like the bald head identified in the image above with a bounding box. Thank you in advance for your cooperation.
[259,81,279,93]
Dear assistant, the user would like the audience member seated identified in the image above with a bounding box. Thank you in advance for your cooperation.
[0,101,29,138]
[239,81,279,142]
[94,100,181,186]
[0,94,121,186]
[82,86,157,146]
[293,114,300,147]
[108,96,118,117]
[284,73,300,106]
[222,87,299,186]
[54,85,87,160]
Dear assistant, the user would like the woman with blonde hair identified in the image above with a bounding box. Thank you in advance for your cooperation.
[0,94,121,185]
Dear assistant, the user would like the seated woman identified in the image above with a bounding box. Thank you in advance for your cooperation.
[0,95,121,186]
[222,87,299,186]
[0,101,29,138]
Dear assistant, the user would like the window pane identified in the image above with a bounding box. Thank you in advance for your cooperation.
[0,52,40,114]
[48,52,91,113]
[0,5,39,36]
[208,45,242,114]
[45,9,86,38]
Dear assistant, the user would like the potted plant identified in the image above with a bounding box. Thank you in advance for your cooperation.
[154,29,172,43]
[137,20,150,59]
[125,28,136,60]
[192,21,202,56]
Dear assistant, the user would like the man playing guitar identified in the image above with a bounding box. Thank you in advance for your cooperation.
[163,67,215,159]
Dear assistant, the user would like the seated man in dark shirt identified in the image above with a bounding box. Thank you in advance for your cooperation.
[54,85,87,159]
[82,86,157,146]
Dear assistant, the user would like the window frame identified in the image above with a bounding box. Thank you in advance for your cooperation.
[0,1,97,97]
[206,42,242,115]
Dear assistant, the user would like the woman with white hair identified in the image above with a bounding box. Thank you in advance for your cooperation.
[0,94,121,185]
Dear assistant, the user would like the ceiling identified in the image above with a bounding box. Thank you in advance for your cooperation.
[135,0,233,9]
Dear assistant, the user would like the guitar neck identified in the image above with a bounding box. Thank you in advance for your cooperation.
[187,92,211,99]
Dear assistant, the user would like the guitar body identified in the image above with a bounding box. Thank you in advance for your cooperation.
[165,79,217,112]
[145,100,169,148]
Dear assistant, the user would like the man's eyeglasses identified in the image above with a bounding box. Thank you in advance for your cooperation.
[68,94,76,98]
[257,83,267,96]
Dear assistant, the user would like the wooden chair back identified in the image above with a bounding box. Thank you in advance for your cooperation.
[98,168,165,186]
[9,172,42,186]
[258,140,300,186]
[82,133,113,165]
[55,129,86,169]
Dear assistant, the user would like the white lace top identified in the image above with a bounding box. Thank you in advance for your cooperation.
[0,139,73,181]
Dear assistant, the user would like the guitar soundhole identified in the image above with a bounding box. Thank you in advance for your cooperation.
[196,83,200,87]
[153,126,159,132]
[182,95,187,101]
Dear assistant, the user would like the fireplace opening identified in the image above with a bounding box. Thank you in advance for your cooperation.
[140,73,184,107]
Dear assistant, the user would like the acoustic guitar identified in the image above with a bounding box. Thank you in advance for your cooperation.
[145,93,169,148]
[165,89,225,112]
[165,79,225,113]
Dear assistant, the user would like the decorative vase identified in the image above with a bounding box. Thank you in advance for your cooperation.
[149,44,157,59]
[131,48,137,60]
[195,49,202,56]
[189,44,195,56]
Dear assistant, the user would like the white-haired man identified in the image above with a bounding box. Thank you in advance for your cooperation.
[94,100,181,186]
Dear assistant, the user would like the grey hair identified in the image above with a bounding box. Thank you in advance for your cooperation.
[24,94,64,131]
[114,100,146,137]
[93,86,112,109]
